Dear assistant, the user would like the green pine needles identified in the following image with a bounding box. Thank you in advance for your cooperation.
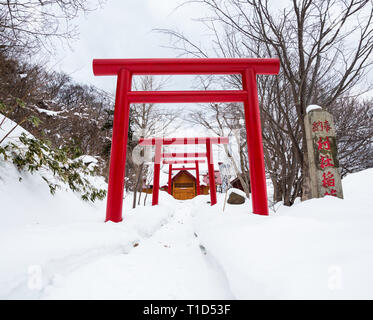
[0,132,107,202]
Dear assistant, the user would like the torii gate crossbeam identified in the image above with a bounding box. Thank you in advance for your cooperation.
[92,58,280,222]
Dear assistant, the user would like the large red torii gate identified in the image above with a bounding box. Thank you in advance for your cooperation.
[92,58,280,222]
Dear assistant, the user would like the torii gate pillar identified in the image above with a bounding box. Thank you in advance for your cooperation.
[168,164,172,195]
[195,160,201,196]
[242,69,269,215]
[206,138,217,205]
[105,69,131,222]
[152,141,162,206]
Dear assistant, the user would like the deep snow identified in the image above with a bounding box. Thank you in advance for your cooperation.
[1,117,372,299]
[0,156,186,298]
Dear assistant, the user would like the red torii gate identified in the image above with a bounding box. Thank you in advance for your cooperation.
[92,58,280,222]
[139,137,228,207]
[163,152,206,196]
[163,159,205,199]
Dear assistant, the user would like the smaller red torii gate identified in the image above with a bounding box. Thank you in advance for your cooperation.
[163,159,205,199]
[162,153,206,198]
[139,137,228,207]
[162,153,207,197]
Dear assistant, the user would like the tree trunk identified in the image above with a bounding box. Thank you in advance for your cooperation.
[144,192,148,206]
[301,119,312,201]
[132,163,144,209]
[137,189,142,206]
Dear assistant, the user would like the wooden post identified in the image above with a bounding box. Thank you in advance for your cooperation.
[304,106,343,199]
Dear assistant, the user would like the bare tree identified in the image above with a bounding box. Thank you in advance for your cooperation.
[130,76,180,208]
[185,102,251,197]
[331,97,373,176]
[158,0,373,205]
[0,52,115,177]
[0,0,104,56]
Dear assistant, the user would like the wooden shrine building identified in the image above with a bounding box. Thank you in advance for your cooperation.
[171,169,208,200]
[171,170,197,200]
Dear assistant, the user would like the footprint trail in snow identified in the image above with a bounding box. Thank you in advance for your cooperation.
[41,202,234,299]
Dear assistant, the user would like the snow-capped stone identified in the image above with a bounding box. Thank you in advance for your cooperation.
[227,191,245,204]
[306,104,322,113]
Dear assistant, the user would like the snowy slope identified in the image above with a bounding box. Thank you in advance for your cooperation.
[0,158,177,299]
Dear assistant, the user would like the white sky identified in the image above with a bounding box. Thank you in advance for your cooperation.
[48,0,373,97]
[49,0,209,94]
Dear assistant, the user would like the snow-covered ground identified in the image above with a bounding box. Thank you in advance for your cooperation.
[193,169,373,299]
[1,117,372,299]
[0,158,180,299]
[41,204,233,299]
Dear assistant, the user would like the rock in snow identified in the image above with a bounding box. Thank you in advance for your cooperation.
[227,191,246,205]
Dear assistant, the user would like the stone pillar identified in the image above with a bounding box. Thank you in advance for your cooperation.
[304,105,343,199]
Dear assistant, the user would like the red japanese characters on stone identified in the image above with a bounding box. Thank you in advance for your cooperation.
[322,171,335,188]
[317,136,331,150]
[323,120,331,133]
[312,121,323,132]
[320,155,334,169]
[324,189,337,197]
[312,120,331,133]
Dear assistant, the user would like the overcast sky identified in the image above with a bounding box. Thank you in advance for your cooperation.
[49,0,208,94]
[49,0,373,96]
